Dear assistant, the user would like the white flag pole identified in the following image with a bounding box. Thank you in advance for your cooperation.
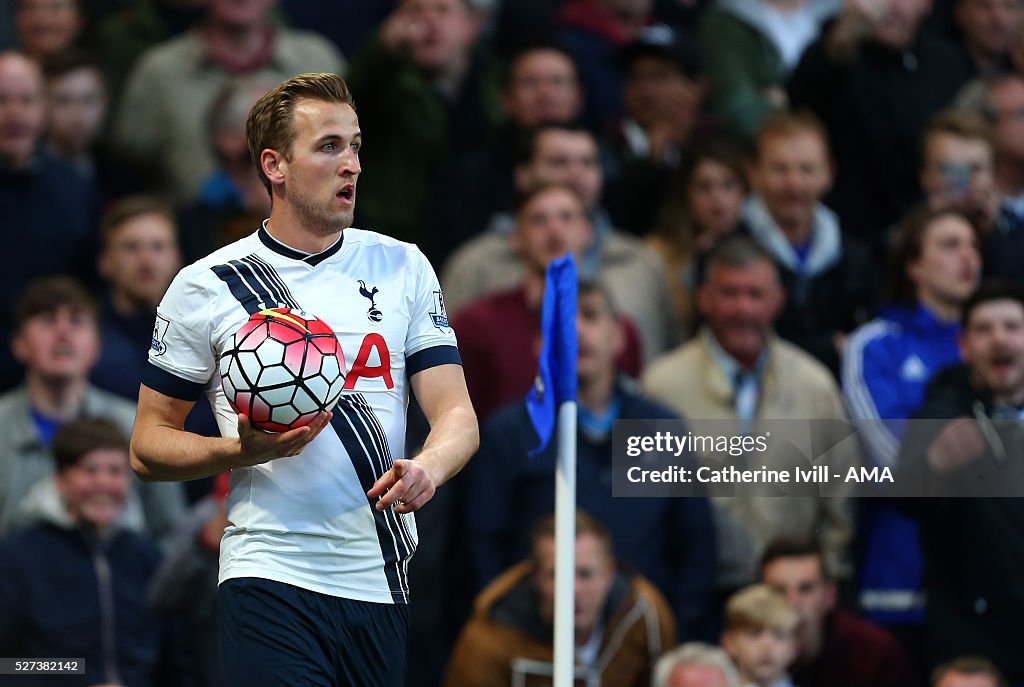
[553,399,578,687]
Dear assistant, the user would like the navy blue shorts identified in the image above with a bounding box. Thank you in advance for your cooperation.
[219,577,409,687]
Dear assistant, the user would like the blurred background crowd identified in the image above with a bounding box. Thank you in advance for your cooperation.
[1,0,1024,685]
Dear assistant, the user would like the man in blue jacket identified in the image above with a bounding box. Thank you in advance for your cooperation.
[842,207,980,632]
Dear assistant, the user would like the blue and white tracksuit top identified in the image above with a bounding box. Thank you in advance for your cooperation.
[842,304,961,623]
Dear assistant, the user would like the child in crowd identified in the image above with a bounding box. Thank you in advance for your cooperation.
[721,584,800,687]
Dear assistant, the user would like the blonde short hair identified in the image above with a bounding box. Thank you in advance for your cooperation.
[724,584,799,634]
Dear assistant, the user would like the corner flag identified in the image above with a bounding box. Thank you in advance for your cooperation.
[524,254,580,687]
[525,255,578,455]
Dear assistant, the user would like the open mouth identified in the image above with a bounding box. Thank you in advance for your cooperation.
[988,354,1018,374]
[337,185,355,202]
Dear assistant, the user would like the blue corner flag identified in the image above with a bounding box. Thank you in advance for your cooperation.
[525,255,578,455]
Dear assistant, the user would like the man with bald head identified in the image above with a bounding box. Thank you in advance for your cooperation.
[0,50,96,391]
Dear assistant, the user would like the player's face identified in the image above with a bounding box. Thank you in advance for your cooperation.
[698,260,784,367]
[0,53,46,168]
[909,214,980,309]
[56,448,130,531]
[46,66,107,155]
[502,49,581,127]
[754,131,832,231]
[722,626,797,686]
[576,290,624,385]
[280,99,361,236]
[521,130,603,212]
[513,187,592,275]
[960,299,1024,401]
[15,0,82,59]
[687,158,747,240]
[762,555,834,654]
[12,306,100,383]
[101,212,182,309]
[533,532,616,638]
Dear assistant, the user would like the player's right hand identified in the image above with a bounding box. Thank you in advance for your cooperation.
[235,411,333,466]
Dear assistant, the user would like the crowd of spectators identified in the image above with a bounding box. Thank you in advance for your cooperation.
[1,0,1024,685]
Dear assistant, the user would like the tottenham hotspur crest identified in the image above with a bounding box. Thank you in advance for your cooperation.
[358,280,383,322]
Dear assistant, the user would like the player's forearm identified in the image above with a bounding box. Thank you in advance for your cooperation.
[131,425,242,482]
[415,404,479,488]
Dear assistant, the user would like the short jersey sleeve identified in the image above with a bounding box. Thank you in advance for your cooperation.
[143,265,216,401]
[405,248,461,377]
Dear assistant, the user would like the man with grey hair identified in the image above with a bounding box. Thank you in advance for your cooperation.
[652,643,740,687]
[643,236,858,594]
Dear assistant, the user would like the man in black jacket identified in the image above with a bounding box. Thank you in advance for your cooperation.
[789,0,972,251]
[898,280,1024,683]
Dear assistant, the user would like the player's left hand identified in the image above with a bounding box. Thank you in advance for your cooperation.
[367,459,438,514]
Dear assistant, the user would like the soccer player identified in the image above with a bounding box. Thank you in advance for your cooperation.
[129,72,479,687]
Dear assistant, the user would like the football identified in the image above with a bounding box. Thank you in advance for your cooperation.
[219,307,345,432]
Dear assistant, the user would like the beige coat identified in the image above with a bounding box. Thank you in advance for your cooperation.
[642,329,860,587]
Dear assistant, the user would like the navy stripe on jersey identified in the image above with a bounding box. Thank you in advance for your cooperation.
[330,394,414,604]
[142,362,206,401]
[235,257,293,309]
[212,258,297,314]
[244,255,300,309]
[212,261,275,314]
[351,393,417,555]
[406,345,462,376]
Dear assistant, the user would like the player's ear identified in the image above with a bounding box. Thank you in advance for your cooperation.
[261,149,286,187]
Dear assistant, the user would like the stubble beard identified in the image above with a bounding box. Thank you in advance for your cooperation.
[290,189,353,237]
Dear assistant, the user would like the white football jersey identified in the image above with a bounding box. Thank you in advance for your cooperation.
[145,224,459,604]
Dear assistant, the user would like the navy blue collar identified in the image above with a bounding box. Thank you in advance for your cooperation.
[258,221,344,266]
